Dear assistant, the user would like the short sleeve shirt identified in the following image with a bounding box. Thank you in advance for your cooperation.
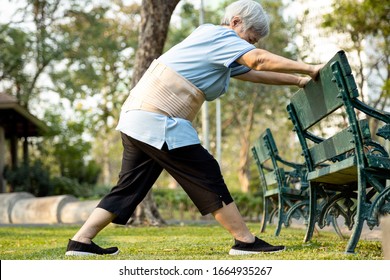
[116,24,255,149]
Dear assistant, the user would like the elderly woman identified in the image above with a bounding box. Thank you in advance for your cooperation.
[66,0,322,256]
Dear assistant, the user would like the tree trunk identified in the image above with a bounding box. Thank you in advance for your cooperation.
[0,127,5,193]
[128,0,180,226]
[128,191,166,226]
[131,0,181,88]
[237,100,256,193]
[228,84,260,194]
[102,137,111,186]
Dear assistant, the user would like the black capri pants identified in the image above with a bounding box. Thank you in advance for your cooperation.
[97,132,234,225]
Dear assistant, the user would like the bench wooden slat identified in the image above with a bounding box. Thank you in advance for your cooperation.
[309,120,370,165]
[264,188,279,197]
[307,156,357,184]
[290,86,343,131]
[309,127,355,165]
[264,171,277,187]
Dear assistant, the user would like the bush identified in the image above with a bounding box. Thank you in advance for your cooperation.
[153,188,262,221]
[231,191,262,221]
[4,160,100,198]
[4,161,52,196]
[51,176,97,198]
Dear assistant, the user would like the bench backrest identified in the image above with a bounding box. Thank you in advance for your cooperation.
[290,51,358,131]
[251,128,284,192]
[286,50,369,171]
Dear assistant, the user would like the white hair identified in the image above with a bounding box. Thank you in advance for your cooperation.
[221,0,270,38]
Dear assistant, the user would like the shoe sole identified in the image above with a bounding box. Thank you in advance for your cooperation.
[229,247,285,255]
[65,250,120,256]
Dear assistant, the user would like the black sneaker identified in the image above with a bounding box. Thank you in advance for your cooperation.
[229,237,285,255]
[65,239,119,256]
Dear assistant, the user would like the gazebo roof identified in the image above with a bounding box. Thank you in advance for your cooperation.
[0,93,48,138]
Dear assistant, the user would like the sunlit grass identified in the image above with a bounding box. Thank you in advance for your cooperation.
[0,222,383,260]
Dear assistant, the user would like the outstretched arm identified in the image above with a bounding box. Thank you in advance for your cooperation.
[233,70,310,88]
[235,48,323,86]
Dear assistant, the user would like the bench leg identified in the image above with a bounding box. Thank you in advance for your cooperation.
[381,215,390,259]
[346,217,364,254]
[304,183,317,243]
[260,196,268,233]
[345,171,367,254]
[274,195,283,236]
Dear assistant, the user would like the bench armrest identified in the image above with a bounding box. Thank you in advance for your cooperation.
[352,99,390,123]
[352,99,390,140]
[275,155,305,170]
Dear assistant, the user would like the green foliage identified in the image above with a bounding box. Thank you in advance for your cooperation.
[0,0,77,106]
[232,191,262,220]
[321,0,389,108]
[4,161,52,197]
[1,0,139,194]
[50,176,97,198]
[3,159,100,198]
[50,176,79,195]
[164,2,198,50]
[0,26,30,85]
[0,26,32,103]
[153,189,262,221]
[39,110,101,186]
[322,0,389,39]
[48,2,141,186]
[52,4,138,104]
[318,0,390,149]
[4,109,103,197]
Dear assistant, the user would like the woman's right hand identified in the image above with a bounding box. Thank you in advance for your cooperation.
[310,64,325,80]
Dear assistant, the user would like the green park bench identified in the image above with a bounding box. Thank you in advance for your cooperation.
[251,128,343,237]
[286,50,390,253]
[251,128,308,236]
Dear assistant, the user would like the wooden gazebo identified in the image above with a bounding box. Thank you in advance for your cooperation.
[0,93,48,192]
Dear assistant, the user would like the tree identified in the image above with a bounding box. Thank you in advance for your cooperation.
[127,0,180,226]
[0,0,95,195]
[0,0,73,107]
[50,2,140,185]
[321,0,390,138]
[0,26,30,92]
[1,0,139,194]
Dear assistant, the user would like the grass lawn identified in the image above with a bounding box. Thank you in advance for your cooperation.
[0,222,383,260]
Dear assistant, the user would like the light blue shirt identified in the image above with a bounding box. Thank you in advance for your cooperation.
[117,24,255,150]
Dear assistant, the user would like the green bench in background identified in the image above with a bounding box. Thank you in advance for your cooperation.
[251,128,309,236]
[252,128,343,238]
[287,50,390,253]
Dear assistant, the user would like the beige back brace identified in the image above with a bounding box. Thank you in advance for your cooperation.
[121,60,205,122]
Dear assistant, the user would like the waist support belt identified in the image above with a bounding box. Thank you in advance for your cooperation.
[121,60,205,122]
